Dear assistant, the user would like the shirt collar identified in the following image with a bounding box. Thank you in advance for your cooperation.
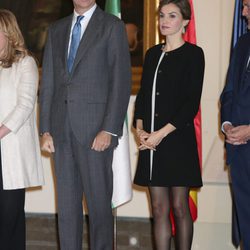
[247,55,250,69]
[72,3,97,23]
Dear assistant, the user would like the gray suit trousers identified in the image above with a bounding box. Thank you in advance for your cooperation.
[53,114,114,250]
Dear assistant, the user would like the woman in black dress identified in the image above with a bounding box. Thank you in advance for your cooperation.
[134,0,205,249]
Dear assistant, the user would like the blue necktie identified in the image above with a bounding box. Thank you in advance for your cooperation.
[67,15,84,72]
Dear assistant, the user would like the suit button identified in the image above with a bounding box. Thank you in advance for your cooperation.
[158,70,162,74]
[156,92,160,96]
[155,113,159,117]
[64,100,68,104]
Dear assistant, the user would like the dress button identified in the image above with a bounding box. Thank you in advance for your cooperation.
[64,100,68,104]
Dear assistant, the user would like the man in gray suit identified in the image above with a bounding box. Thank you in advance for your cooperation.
[39,0,131,249]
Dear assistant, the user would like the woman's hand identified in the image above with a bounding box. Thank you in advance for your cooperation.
[136,128,149,142]
[143,129,166,149]
[0,124,11,139]
[136,128,155,151]
[142,123,176,150]
[41,132,55,153]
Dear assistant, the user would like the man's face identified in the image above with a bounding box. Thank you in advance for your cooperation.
[73,0,96,14]
[242,0,250,29]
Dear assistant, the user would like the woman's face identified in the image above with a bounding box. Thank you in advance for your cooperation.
[159,3,188,37]
[0,31,7,58]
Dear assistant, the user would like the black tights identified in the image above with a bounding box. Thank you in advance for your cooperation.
[149,186,193,250]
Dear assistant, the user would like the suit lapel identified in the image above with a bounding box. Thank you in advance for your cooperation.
[63,15,73,74]
[240,45,250,91]
[54,14,73,75]
[70,7,104,73]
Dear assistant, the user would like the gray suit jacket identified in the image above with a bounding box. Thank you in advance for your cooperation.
[39,6,131,147]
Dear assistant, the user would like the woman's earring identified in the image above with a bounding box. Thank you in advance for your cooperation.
[182,27,186,34]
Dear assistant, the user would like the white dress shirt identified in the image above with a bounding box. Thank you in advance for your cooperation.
[68,4,97,55]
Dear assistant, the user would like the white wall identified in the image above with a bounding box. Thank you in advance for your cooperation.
[26,0,236,227]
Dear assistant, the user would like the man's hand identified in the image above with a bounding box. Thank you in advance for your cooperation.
[41,132,55,153]
[223,123,234,134]
[91,131,112,152]
[225,125,250,145]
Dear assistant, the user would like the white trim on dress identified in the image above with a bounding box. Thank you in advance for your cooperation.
[150,52,165,180]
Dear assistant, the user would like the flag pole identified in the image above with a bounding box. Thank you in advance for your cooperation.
[113,208,117,250]
[105,1,132,249]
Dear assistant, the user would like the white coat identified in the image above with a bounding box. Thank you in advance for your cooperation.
[0,55,44,189]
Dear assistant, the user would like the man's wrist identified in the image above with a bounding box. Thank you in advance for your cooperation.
[104,131,117,137]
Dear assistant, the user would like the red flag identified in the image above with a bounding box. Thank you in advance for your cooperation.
[183,0,201,222]
[170,0,201,234]
[183,0,197,44]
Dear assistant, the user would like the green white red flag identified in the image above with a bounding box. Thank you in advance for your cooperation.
[105,0,133,208]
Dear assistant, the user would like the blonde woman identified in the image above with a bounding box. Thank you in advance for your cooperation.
[0,9,44,249]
